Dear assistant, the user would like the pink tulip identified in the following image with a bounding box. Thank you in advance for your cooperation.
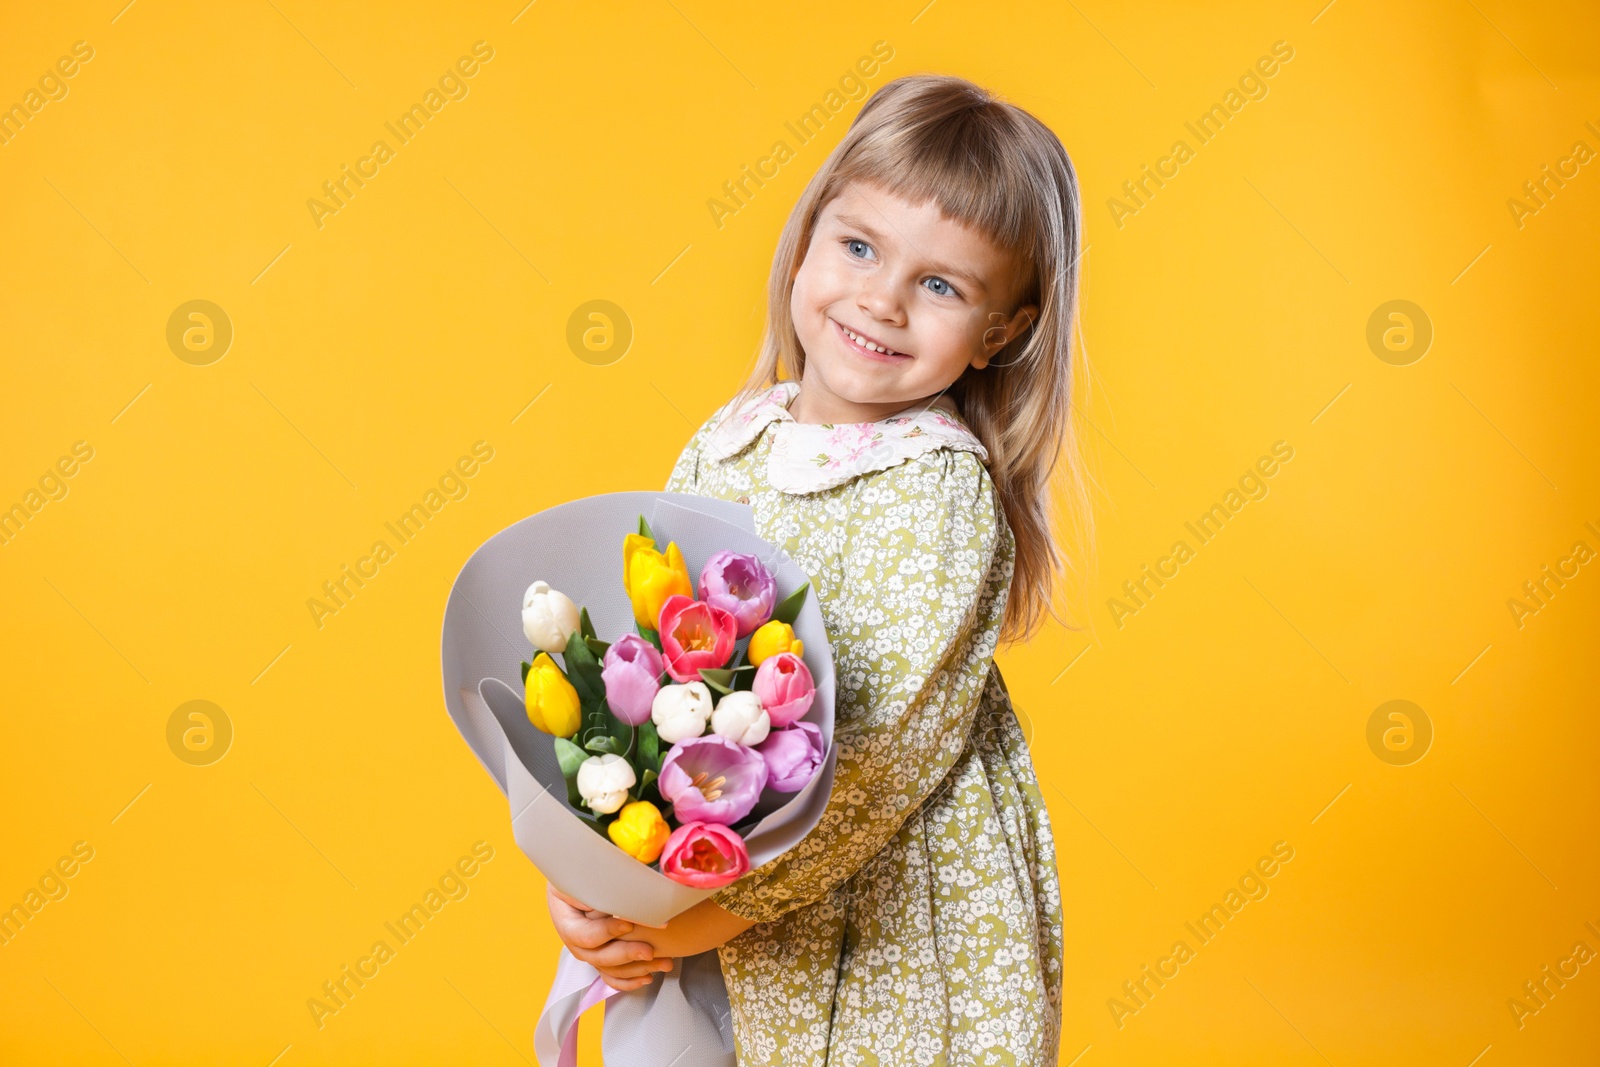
[658,734,768,825]
[660,822,750,888]
[658,595,737,684]
[752,651,815,728]
[656,735,768,825]
[600,633,664,726]
[699,551,777,638]
[755,721,824,793]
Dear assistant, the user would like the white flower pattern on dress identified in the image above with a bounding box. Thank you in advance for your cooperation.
[665,389,1064,1067]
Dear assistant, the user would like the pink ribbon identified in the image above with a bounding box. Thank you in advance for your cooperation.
[534,949,622,1067]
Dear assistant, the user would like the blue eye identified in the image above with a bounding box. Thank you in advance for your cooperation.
[840,237,962,298]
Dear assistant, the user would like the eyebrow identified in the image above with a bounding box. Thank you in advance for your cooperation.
[831,211,988,295]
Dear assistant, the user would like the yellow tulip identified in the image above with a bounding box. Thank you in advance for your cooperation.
[525,652,581,737]
[623,533,692,631]
[608,800,671,864]
[747,620,803,666]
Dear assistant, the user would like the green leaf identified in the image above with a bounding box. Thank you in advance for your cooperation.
[699,666,755,695]
[771,581,810,625]
[638,721,661,772]
[699,667,735,695]
[581,701,613,757]
[605,701,632,751]
[553,737,588,810]
[584,734,619,755]
[637,768,658,798]
[579,606,597,641]
[560,629,606,708]
[637,513,655,541]
[733,663,757,692]
[635,623,663,652]
[520,660,532,684]
[584,635,611,658]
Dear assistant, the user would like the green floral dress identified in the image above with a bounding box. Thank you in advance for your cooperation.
[664,380,1064,1066]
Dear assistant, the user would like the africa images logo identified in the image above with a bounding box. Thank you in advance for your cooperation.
[306,42,495,230]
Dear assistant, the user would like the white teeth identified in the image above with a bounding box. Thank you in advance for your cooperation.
[842,324,898,355]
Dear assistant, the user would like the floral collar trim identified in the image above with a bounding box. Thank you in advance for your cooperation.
[704,380,989,495]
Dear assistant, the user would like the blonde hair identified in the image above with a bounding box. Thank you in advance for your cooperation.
[719,73,1095,647]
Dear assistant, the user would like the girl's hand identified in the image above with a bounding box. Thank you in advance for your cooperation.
[626,896,759,960]
[545,885,673,992]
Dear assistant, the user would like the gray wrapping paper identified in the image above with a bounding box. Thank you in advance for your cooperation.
[441,492,839,1065]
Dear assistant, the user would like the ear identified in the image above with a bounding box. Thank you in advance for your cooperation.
[973,303,1039,369]
[1008,303,1040,344]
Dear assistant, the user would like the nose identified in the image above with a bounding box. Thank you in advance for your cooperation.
[857,272,906,326]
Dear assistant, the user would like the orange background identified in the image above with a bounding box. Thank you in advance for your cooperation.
[1,1,1596,1064]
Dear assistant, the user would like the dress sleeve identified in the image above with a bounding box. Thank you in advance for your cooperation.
[712,448,1009,924]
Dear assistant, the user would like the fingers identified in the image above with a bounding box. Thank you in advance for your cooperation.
[557,917,634,951]
[547,885,667,928]
[548,885,600,915]
[596,958,675,980]
[546,885,670,930]
[547,890,634,949]
[568,938,662,971]
[598,958,674,991]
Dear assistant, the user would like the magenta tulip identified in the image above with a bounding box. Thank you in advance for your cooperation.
[660,822,750,888]
[752,651,815,728]
[698,551,777,638]
[755,721,824,793]
[600,633,663,726]
[658,734,767,825]
[658,595,737,684]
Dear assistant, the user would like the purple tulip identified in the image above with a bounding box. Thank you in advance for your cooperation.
[698,551,777,638]
[658,735,768,825]
[755,722,824,793]
[601,633,664,726]
[752,651,814,728]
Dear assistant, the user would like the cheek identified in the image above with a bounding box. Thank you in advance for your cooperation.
[792,250,838,308]
[789,273,814,333]
[790,258,836,328]
[789,281,827,361]
[934,308,982,354]
[942,310,992,371]
[789,263,812,309]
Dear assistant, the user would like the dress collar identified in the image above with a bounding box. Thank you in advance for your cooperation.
[704,380,990,495]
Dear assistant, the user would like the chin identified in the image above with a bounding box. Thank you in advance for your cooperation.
[814,364,918,412]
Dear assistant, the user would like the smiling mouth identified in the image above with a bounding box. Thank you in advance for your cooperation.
[833,319,910,359]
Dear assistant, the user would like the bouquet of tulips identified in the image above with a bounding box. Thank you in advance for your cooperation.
[442,492,837,1067]
[517,516,826,888]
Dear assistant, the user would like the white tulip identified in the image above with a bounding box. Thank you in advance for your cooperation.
[523,580,581,653]
[711,690,770,747]
[576,753,636,815]
[652,682,713,744]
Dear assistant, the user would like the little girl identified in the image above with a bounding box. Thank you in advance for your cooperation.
[549,72,1087,1065]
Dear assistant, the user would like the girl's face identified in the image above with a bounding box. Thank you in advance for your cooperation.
[788,179,1038,425]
